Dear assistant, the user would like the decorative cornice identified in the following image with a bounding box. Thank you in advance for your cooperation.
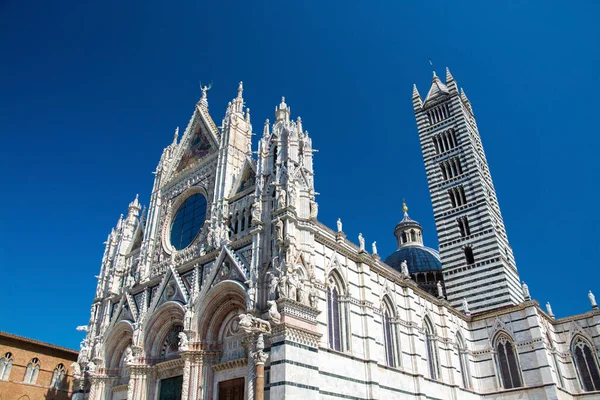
[212,358,248,372]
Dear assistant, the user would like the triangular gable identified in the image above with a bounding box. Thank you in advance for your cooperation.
[208,246,249,290]
[229,158,257,197]
[566,321,592,345]
[133,291,146,315]
[172,107,220,176]
[488,317,513,344]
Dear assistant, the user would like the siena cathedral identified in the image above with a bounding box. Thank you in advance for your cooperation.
[73,69,600,400]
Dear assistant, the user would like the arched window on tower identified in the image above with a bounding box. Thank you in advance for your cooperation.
[382,296,398,368]
[457,334,472,389]
[424,318,439,379]
[23,358,40,384]
[572,336,600,392]
[50,363,66,389]
[0,352,13,381]
[327,271,349,352]
[464,246,475,265]
[495,333,522,389]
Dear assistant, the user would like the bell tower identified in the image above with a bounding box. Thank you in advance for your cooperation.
[413,68,523,312]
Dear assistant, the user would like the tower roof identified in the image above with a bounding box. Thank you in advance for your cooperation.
[423,71,449,106]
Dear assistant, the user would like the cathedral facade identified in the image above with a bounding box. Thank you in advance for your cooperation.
[74,71,600,400]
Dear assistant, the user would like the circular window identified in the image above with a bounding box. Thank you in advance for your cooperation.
[170,193,207,250]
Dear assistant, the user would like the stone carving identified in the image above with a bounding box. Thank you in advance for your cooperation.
[87,360,97,374]
[126,275,135,289]
[437,281,444,298]
[358,233,365,252]
[309,282,319,308]
[589,290,598,309]
[522,282,531,300]
[251,200,262,225]
[184,305,194,331]
[178,332,189,351]
[546,302,555,318]
[252,333,269,364]
[337,218,342,232]
[277,188,287,209]
[267,271,279,301]
[238,313,271,334]
[123,345,134,366]
[71,362,82,379]
[267,300,281,325]
[372,241,378,255]
[275,218,284,242]
[245,280,256,311]
[401,259,409,276]
[462,298,471,315]
[297,279,306,304]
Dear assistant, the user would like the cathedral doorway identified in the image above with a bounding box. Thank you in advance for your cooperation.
[158,375,183,400]
[217,377,245,400]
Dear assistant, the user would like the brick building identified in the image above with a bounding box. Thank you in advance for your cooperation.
[0,331,78,400]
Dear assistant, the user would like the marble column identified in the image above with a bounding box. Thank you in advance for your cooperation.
[253,351,268,400]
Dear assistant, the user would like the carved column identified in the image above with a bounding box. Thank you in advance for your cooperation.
[252,343,269,400]
[89,375,107,400]
[181,352,192,400]
[189,351,204,400]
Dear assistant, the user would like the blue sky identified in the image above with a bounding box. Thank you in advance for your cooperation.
[1,1,598,350]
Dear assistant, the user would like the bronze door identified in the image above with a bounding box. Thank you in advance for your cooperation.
[159,375,183,400]
[218,377,245,400]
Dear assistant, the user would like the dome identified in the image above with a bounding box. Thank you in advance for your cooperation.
[384,245,442,274]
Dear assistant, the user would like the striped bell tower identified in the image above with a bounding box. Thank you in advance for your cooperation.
[413,68,523,312]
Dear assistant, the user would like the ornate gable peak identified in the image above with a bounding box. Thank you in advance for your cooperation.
[566,320,592,345]
[489,317,513,343]
[228,157,257,198]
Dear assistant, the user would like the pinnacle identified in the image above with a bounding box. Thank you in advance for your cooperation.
[412,84,421,99]
[445,67,454,82]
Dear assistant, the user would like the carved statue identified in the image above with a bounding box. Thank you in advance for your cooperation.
[245,280,256,311]
[126,275,135,289]
[87,360,97,374]
[275,218,284,242]
[184,305,193,331]
[267,300,281,325]
[401,259,409,276]
[589,290,598,309]
[70,362,82,379]
[178,332,189,351]
[251,200,262,225]
[277,188,287,209]
[297,279,306,304]
[238,313,271,334]
[309,283,319,308]
[267,272,279,300]
[436,281,444,298]
[358,233,365,252]
[546,302,554,317]
[372,241,378,255]
[462,298,470,315]
[286,268,299,301]
[522,282,530,300]
[123,345,134,366]
[337,218,342,232]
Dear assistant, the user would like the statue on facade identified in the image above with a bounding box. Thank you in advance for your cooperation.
[184,304,194,331]
[372,241,378,255]
[358,233,365,252]
[238,313,271,334]
[126,275,135,289]
[522,282,531,300]
[401,259,409,277]
[70,362,82,380]
[267,300,281,325]
[310,201,318,218]
[546,302,555,318]
[462,298,471,315]
[178,332,189,351]
[589,290,598,309]
[337,218,342,232]
[275,218,284,242]
[297,278,306,304]
[277,188,287,209]
[87,360,97,374]
[437,281,444,298]
[123,345,134,366]
[251,200,262,225]
[245,280,256,310]
[267,271,279,300]
[309,282,319,308]
[286,266,299,301]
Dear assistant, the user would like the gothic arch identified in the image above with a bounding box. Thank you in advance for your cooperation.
[194,280,246,345]
[493,331,523,389]
[144,301,185,358]
[104,320,134,369]
[571,335,600,391]
[326,267,347,296]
